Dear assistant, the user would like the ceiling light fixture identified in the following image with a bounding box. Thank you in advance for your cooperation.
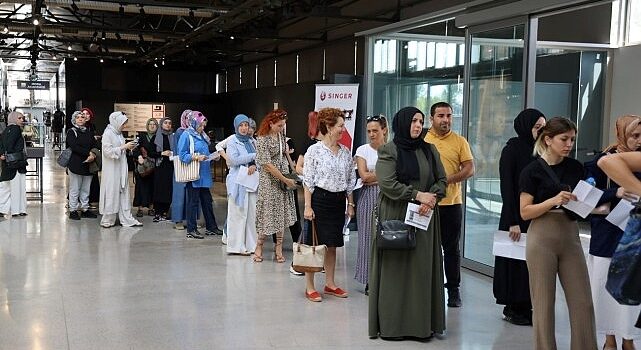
[67,45,72,50]
[92,30,98,39]
[230,36,234,40]
[153,63,158,68]
[100,58,104,63]
[189,9,194,18]
[123,59,127,64]
[2,25,8,33]
[73,57,78,61]
[162,59,165,66]
[115,32,121,40]
[101,31,106,40]
[139,6,145,15]
[119,5,124,16]
[32,17,40,26]
[71,1,79,12]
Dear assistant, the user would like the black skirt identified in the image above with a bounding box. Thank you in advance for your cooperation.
[305,187,346,248]
[493,256,532,307]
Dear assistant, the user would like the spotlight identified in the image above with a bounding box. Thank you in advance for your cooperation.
[67,45,72,50]
[73,57,78,61]
[123,59,127,64]
[101,31,106,40]
[153,63,158,68]
[100,58,104,63]
[162,59,165,66]
[2,25,8,33]
[230,36,234,40]
[52,53,57,59]
[32,17,40,26]
[71,1,79,12]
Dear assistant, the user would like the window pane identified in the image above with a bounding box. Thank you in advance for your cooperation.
[630,0,641,43]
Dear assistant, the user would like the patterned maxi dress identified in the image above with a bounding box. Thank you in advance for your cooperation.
[255,133,296,236]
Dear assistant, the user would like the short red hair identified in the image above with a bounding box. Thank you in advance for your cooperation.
[257,109,288,136]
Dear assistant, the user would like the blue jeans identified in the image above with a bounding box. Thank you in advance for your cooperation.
[171,178,186,223]
[186,182,218,232]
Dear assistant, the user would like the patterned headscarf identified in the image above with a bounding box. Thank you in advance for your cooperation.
[186,110,210,144]
[180,109,192,130]
[71,111,86,131]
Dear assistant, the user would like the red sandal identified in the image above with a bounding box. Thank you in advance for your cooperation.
[305,290,322,302]
[324,286,348,298]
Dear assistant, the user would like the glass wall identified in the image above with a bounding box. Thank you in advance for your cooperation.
[463,24,526,267]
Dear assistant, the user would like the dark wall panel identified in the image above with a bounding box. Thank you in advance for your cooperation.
[277,54,297,86]
[257,59,275,88]
[227,66,241,91]
[325,39,356,76]
[299,47,324,83]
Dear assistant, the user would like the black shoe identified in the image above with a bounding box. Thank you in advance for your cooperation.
[210,227,223,235]
[186,231,204,239]
[447,288,462,307]
[69,211,81,220]
[365,283,369,296]
[19,213,27,216]
[153,215,161,223]
[80,210,97,218]
[203,229,216,236]
[504,313,532,326]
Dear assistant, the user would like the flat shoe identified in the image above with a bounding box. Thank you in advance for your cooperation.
[324,286,348,298]
[305,290,322,302]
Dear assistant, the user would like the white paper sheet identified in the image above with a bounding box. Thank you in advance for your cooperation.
[492,230,527,261]
[606,199,636,231]
[235,165,259,192]
[404,203,433,230]
[207,151,220,161]
[562,180,603,218]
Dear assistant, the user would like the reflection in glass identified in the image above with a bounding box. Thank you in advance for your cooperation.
[464,25,525,267]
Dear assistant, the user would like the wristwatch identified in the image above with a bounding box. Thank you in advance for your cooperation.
[347,202,356,208]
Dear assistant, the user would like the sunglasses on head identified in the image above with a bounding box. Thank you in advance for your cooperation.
[366,115,386,122]
[276,111,287,119]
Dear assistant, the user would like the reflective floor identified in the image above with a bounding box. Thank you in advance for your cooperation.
[0,151,582,349]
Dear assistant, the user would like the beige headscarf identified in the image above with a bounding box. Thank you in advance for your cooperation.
[7,111,23,126]
[606,115,641,153]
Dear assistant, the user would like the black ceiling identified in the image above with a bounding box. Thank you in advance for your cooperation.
[0,0,430,79]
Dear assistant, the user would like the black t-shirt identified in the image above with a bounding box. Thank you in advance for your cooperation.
[519,157,585,220]
[300,137,319,159]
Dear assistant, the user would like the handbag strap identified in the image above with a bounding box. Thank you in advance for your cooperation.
[298,219,319,246]
[188,134,195,155]
[537,157,561,185]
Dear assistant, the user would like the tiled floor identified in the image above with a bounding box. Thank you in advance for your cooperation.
[0,150,586,349]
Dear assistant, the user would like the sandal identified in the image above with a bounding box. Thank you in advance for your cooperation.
[252,254,264,262]
[275,233,285,263]
[324,286,348,298]
[305,290,322,302]
[253,234,265,263]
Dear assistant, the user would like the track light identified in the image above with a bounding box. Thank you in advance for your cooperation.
[73,57,78,61]
[101,31,106,40]
[123,59,127,64]
[2,25,8,33]
[230,36,234,40]
[153,63,158,68]
[32,17,40,26]
[52,53,57,59]
[162,59,165,66]
[100,58,104,63]
[67,45,72,50]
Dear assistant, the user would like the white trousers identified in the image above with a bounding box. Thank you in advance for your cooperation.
[588,254,641,339]
[0,173,27,215]
[68,173,92,211]
[100,188,141,227]
[226,192,257,254]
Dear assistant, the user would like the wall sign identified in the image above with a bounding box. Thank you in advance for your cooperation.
[17,80,50,90]
[114,102,165,132]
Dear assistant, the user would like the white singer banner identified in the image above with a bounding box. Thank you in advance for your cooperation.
[314,84,359,151]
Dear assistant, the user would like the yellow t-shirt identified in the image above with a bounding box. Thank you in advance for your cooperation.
[424,129,473,205]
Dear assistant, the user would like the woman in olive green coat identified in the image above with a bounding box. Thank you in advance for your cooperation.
[368,106,448,340]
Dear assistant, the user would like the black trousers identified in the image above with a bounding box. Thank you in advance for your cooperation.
[439,204,462,290]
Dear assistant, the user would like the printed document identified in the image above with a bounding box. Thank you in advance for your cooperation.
[607,199,636,231]
[563,180,603,218]
[492,231,527,261]
[235,165,259,192]
[404,203,433,230]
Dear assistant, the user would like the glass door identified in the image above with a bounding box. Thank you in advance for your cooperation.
[462,21,527,274]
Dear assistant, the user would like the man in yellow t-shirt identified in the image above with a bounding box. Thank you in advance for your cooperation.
[425,102,474,308]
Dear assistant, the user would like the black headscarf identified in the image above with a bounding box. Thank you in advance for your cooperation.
[392,106,431,185]
[513,108,544,146]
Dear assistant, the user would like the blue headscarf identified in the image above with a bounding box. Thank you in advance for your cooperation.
[234,114,255,153]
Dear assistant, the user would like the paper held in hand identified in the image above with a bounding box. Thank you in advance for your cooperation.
[606,198,637,231]
[404,203,433,230]
[562,180,603,218]
[492,231,527,261]
[235,165,259,192]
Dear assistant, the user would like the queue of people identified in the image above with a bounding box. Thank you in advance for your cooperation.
[4,102,641,349]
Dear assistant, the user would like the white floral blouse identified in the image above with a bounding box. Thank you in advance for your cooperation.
[303,142,356,194]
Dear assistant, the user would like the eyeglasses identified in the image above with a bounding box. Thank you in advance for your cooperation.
[276,111,287,119]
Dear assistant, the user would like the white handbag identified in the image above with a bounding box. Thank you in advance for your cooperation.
[292,220,327,273]
[174,134,201,183]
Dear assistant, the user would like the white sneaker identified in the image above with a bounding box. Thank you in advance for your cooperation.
[221,233,227,245]
[289,264,304,276]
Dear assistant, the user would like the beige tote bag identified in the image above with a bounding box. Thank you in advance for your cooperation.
[292,220,327,273]
[173,134,201,183]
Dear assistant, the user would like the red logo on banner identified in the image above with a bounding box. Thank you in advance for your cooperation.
[320,91,326,101]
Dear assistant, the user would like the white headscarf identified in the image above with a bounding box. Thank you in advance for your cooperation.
[108,111,128,134]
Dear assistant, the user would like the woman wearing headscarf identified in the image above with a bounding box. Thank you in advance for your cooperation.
[493,108,546,325]
[585,115,641,350]
[177,111,222,239]
[0,111,28,217]
[225,114,257,254]
[368,106,448,340]
[149,117,174,222]
[99,111,142,228]
[81,107,101,206]
[132,118,158,217]
[66,111,99,220]
[171,110,192,230]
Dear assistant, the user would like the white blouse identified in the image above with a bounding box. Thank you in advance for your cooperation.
[354,143,378,172]
[303,142,356,194]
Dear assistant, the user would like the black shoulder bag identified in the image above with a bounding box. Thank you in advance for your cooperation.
[375,145,439,250]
